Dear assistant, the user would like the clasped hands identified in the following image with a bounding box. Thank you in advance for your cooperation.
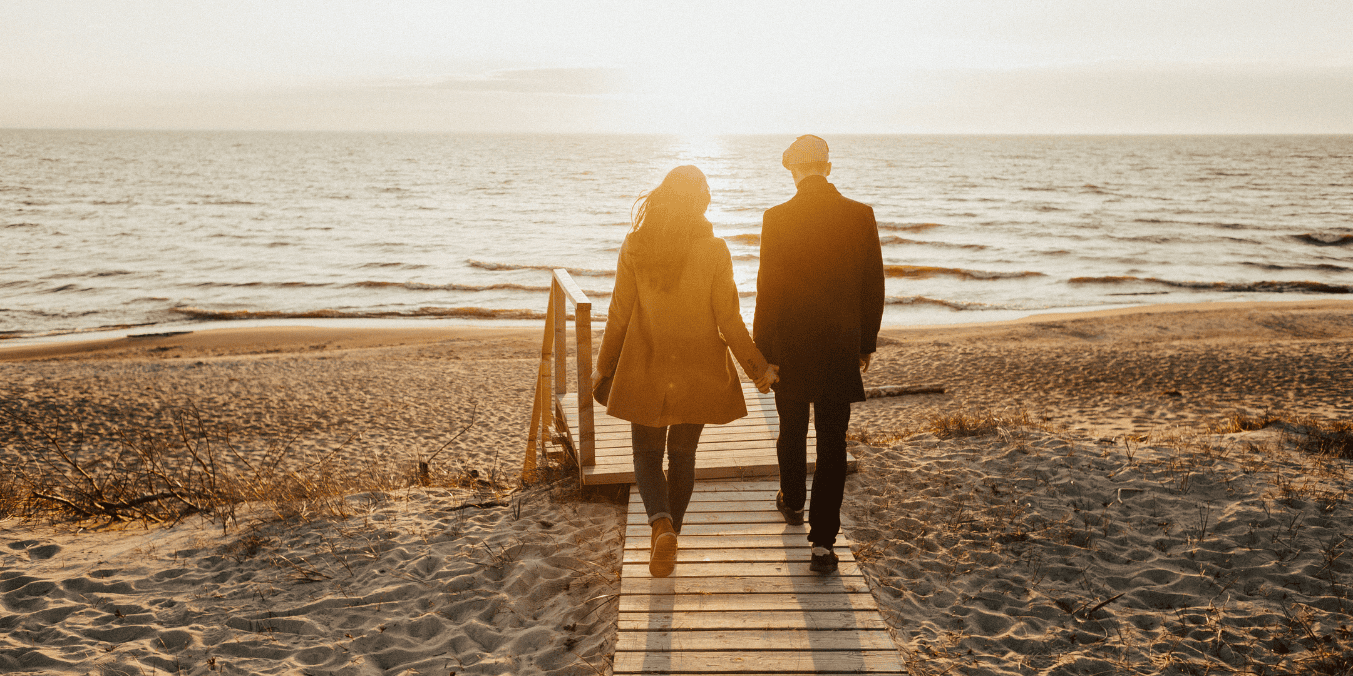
[755,354,869,394]
[754,364,780,393]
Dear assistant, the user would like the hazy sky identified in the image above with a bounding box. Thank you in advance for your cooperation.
[3,1,1351,134]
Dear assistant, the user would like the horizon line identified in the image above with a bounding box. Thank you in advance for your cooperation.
[5,127,1353,137]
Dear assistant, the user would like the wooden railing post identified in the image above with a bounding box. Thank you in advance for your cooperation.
[552,276,567,395]
[574,299,595,468]
[526,269,595,481]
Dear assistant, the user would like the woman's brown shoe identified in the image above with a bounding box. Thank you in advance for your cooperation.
[649,517,678,578]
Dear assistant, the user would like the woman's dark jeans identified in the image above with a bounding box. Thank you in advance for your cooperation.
[630,423,704,533]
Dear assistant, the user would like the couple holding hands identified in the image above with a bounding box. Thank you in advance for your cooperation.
[593,135,886,578]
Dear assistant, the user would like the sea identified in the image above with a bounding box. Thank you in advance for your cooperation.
[2,130,1351,342]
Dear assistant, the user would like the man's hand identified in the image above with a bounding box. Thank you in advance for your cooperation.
[755,364,780,394]
[859,353,872,373]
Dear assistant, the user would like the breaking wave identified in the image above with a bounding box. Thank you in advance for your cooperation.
[884,266,1044,281]
[467,260,616,277]
[885,295,992,311]
[169,306,547,321]
[878,222,943,233]
[349,280,614,297]
[1069,276,1353,294]
[1295,232,1353,246]
[879,235,988,250]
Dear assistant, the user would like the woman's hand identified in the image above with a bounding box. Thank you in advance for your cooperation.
[754,364,780,394]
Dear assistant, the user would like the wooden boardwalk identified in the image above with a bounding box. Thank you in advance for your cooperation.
[562,383,858,485]
[616,479,905,674]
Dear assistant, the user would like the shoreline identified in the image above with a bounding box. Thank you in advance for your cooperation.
[4,298,1350,362]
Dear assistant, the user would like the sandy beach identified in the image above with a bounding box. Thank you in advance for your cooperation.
[3,299,1352,674]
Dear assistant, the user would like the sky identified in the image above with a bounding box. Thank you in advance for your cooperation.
[2,1,1351,134]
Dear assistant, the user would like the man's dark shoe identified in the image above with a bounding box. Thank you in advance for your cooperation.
[809,546,839,575]
[776,491,804,526]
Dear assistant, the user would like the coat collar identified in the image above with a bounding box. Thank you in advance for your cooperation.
[794,174,838,198]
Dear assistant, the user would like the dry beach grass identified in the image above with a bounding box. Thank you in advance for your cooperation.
[1,300,1351,674]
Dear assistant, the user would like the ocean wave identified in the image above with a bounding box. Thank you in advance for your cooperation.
[885,295,991,311]
[1242,262,1352,273]
[192,281,332,288]
[348,280,614,297]
[1133,217,1251,230]
[1295,232,1353,246]
[5,222,40,228]
[169,306,547,321]
[361,262,429,270]
[884,265,1044,281]
[880,235,988,250]
[0,321,158,341]
[1069,276,1353,294]
[45,284,94,293]
[189,199,260,206]
[724,233,760,246]
[467,259,616,277]
[878,222,943,233]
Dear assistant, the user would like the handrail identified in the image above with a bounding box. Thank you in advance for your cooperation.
[523,269,595,480]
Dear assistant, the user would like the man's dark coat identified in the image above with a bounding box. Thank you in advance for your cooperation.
[753,175,885,403]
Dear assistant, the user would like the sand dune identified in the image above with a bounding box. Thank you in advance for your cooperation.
[845,425,1353,674]
[2,484,622,675]
[2,300,1351,674]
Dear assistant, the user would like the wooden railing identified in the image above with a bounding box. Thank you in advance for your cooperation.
[523,269,595,479]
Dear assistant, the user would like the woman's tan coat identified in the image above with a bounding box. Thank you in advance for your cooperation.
[596,234,769,428]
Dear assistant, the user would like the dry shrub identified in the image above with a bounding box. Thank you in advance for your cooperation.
[847,428,913,446]
[849,409,1056,446]
[927,410,1051,440]
[0,403,504,529]
[1212,411,1353,460]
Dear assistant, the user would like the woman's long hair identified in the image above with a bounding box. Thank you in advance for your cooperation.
[628,165,714,291]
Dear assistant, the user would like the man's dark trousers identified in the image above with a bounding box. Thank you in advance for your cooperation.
[775,392,850,549]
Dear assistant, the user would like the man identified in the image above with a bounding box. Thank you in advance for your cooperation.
[754,134,885,574]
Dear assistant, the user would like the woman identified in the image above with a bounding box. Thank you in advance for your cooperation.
[594,165,777,578]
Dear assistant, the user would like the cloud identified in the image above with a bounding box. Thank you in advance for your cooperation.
[420,67,627,96]
[890,64,1353,134]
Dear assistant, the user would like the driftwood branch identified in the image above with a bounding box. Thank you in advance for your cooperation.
[32,492,94,518]
[864,385,946,398]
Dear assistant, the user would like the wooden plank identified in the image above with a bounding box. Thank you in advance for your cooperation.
[585,456,852,485]
[620,576,872,596]
[612,650,904,673]
[625,522,813,537]
[618,592,879,613]
[623,535,820,550]
[589,438,817,458]
[621,560,861,578]
[591,429,816,450]
[618,610,887,631]
[687,484,800,494]
[590,450,826,471]
[622,548,855,564]
[640,493,785,505]
[552,268,591,306]
[627,510,799,524]
[584,463,797,486]
[615,628,897,652]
